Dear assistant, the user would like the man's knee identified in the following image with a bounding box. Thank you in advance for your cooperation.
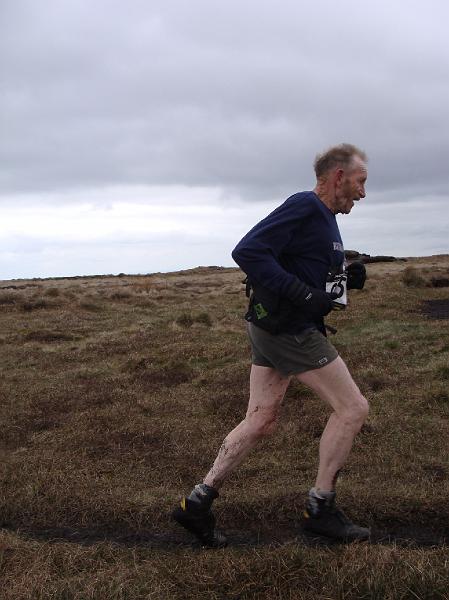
[245,411,278,438]
[360,395,369,420]
[342,393,369,426]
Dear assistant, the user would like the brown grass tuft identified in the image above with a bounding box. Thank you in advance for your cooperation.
[44,287,60,297]
[20,298,54,311]
[0,291,18,305]
[175,311,213,328]
[401,266,427,287]
[436,365,449,380]
[109,289,133,300]
[79,300,105,312]
[24,330,76,343]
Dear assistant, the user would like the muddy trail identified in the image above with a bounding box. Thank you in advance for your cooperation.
[421,298,449,319]
[5,521,448,550]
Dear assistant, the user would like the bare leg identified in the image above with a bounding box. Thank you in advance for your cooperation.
[204,365,290,489]
[297,356,369,491]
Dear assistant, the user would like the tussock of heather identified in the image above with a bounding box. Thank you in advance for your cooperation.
[1,256,448,600]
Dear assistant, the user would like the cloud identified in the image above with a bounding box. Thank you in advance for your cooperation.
[1,0,448,200]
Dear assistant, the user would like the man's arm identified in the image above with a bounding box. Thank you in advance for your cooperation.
[231,203,300,297]
[232,197,335,318]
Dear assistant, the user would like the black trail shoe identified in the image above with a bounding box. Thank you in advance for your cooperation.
[302,492,370,542]
[172,497,228,548]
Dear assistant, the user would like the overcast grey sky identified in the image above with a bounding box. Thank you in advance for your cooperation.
[1,0,448,279]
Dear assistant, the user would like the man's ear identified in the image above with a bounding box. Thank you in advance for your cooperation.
[334,168,345,187]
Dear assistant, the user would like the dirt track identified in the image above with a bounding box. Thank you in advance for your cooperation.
[422,299,449,319]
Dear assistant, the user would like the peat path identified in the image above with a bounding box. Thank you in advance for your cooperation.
[421,298,449,319]
[5,522,448,550]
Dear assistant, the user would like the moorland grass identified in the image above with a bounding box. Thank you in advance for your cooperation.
[0,259,448,599]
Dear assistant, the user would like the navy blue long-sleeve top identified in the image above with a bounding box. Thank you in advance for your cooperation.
[232,191,345,332]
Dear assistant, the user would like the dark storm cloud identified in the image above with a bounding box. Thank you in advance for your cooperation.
[1,0,448,201]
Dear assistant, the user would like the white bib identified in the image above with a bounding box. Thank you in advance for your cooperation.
[326,272,347,310]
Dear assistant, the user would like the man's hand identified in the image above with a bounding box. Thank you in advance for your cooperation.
[346,261,366,290]
[287,279,336,318]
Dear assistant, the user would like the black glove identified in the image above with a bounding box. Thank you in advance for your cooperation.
[346,261,366,290]
[286,279,336,318]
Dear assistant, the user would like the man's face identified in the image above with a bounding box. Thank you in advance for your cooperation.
[335,157,367,214]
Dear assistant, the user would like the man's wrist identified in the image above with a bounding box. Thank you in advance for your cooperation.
[286,279,313,305]
[286,279,334,317]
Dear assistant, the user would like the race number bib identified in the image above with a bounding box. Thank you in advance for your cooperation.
[326,272,347,310]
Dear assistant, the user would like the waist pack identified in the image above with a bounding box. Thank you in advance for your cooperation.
[243,278,309,335]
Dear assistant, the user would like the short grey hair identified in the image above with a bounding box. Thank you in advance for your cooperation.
[314,143,367,179]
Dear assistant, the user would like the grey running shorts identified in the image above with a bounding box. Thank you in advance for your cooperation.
[247,322,339,377]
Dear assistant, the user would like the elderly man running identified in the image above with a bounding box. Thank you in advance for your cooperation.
[173,143,370,547]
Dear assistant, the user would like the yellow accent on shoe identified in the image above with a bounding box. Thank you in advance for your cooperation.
[303,510,310,519]
[180,497,186,511]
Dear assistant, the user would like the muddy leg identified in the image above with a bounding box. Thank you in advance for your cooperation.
[203,365,290,489]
